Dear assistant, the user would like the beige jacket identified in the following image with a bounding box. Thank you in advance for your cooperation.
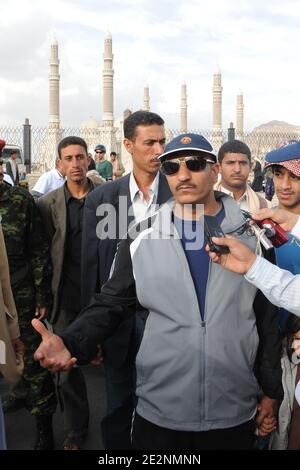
[0,224,23,384]
[36,179,100,323]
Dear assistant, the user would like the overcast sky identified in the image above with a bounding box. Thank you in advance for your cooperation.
[1,0,300,130]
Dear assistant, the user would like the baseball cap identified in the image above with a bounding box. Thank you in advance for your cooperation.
[95,144,106,153]
[265,141,300,178]
[159,133,216,162]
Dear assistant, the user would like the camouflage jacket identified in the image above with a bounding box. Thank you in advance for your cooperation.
[0,182,53,308]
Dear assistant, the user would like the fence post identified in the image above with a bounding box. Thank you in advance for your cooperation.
[227,122,235,142]
[23,118,31,173]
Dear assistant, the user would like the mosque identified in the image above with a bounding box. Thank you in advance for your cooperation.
[44,33,300,171]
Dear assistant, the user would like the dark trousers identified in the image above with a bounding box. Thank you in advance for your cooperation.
[102,357,135,449]
[53,309,89,440]
[101,314,145,450]
[132,413,256,450]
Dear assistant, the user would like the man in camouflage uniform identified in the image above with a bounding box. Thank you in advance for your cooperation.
[0,140,57,450]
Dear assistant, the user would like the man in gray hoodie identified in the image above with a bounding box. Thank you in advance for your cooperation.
[32,133,283,450]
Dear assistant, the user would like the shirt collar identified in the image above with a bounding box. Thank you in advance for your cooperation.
[64,179,93,203]
[129,171,159,204]
[55,168,64,179]
[220,185,247,203]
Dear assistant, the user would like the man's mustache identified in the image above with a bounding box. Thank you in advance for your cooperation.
[176,183,197,191]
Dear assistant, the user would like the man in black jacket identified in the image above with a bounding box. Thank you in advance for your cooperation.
[80,111,172,449]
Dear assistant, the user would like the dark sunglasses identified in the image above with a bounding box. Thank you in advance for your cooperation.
[161,156,215,176]
[95,150,105,154]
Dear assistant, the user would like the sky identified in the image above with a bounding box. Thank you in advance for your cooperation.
[1,0,300,131]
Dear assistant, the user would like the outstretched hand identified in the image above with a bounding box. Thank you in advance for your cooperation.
[206,235,257,275]
[32,319,77,372]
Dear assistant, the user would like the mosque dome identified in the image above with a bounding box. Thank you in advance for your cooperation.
[80,116,99,129]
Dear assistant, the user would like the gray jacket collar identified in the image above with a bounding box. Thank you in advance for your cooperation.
[152,191,245,237]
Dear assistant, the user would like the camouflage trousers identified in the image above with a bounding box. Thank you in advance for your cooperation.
[11,280,57,416]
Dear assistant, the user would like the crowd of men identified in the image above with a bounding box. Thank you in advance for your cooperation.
[1,111,300,451]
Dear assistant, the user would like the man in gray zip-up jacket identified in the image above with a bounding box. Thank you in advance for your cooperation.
[33,133,282,450]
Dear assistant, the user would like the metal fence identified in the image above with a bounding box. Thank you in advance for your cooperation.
[0,124,299,172]
[30,127,122,172]
[0,126,23,150]
[238,130,300,162]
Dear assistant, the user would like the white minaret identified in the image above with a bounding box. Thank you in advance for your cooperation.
[180,82,187,133]
[102,31,114,126]
[236,91,244,136]
[212,67,222,130]
[143,85,150,111]
[212,67,223,150]
[41,37,62,170]
[48,37,60,129]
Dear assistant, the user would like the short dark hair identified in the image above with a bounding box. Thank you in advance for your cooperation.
[285,314,300,362]
[57,136,88,159]
[123,110,164,141]
[218,140,251,163]
[110,151,117,157]
[271,165,289,174]
[10,150,17,156]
